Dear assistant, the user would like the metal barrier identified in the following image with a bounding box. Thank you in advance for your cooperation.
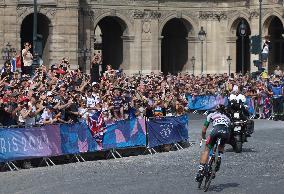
[0,115,189,171]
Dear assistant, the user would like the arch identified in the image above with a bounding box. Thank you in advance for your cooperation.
[161,18,191,74]
[20,13,52,67]
[263,14,284,36]
[229,17,251,74]
[229,14,251,35]
[95,16,130,71]
[17,7,55,26]
[93,12,133,36]
[159,13,197,36]
[264,15,284,72]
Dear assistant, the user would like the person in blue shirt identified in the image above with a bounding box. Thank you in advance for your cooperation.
[269,80,283,121]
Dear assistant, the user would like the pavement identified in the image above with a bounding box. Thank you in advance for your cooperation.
[0,114,283,194]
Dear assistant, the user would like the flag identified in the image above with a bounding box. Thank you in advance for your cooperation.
[11,58,16,72]
[86,111,106,145]
[16,55,22,68]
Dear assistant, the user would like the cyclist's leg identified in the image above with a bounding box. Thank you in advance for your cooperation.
[216,127,230,172]
[196,129,217,182]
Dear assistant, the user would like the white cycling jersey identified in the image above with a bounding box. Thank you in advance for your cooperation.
[206,112,231,127]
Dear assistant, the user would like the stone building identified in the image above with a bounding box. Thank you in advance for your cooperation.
[0,0,283,74]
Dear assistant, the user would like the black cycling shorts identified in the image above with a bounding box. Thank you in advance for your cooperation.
[206,124,230,149]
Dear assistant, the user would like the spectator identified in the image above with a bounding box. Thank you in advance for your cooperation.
[269,79,283,121]
[274,65,283,76]
[21,42,33,75]
[91,53,101,83]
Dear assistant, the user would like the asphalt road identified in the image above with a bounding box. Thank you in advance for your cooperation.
[0,115,283,194]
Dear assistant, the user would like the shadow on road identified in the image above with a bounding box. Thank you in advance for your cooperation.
[208,182,240,192]
[226,147,257,153]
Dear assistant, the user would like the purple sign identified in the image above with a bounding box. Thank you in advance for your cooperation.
[0,125,62,162]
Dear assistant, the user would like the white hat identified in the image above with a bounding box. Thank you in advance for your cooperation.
[92,82,98,86]
[47,91,53,97]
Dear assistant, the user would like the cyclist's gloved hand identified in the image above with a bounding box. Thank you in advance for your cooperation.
[199,138,206,148]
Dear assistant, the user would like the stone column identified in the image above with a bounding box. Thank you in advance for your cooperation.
[186,36,199,74]
[121,35,135,75]
[151,19,159,73]
[158,36,163,73]
[131,19,142,75]
[43,23,53,67]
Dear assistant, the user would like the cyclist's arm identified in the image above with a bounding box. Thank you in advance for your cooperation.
[201,120,210,139]
[201,113,213,139]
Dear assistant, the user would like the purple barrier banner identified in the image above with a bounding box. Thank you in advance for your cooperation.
[0,125,62,162]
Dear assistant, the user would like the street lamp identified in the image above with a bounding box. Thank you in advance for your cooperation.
[259,0,263,62]
[226,56,232,75]
[239,20,247,75]
[32,0,38,76]
[198,26,206,74]
[1,42,16,61]
[191,56,196,75]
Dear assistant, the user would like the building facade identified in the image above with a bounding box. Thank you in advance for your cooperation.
[0,0,284,74]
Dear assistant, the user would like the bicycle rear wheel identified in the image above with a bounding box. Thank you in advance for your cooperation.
[204,168,215,192]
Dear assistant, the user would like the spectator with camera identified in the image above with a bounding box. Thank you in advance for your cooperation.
[21,42,33,75]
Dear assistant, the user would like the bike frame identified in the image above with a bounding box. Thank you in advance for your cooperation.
[198,138,221,192]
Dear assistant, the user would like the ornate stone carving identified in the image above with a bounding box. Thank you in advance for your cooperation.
[199,11,227,21]
[226,10,239,21]
[90,8,106,23]
[91,8,134,25]
[142,20,151,40]
[142,21,151,33]
[132,9,144,19]
[16,5,57,24]
[249,10,259,19]
[132,9,161,20]
[159,10,176,23]
[16,6,29,19]
[38,7,57,17]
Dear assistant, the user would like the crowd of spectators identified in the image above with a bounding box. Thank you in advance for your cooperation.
[0,56,283,127]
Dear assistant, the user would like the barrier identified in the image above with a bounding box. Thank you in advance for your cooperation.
[146,115,189,148]
[0,115,189,168]
[0,125,62,163]
[187,95,255,115]
[103,117,146,150]
[245,97,255,115]
[187,95,228,111]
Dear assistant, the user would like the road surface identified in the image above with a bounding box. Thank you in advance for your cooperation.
[0,114,283,194]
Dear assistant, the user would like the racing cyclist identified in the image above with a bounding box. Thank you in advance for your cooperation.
[195,104,231,182]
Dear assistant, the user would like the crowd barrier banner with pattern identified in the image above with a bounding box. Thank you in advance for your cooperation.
[146,115,189,148]
[187,95,228,111]
[187,95,255,114]
[0,125,62,162]
[0,117,148,162]
[0,115,189,163]
[103,118,147,149]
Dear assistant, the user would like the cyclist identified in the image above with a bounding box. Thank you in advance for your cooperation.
[195,104,231,182]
